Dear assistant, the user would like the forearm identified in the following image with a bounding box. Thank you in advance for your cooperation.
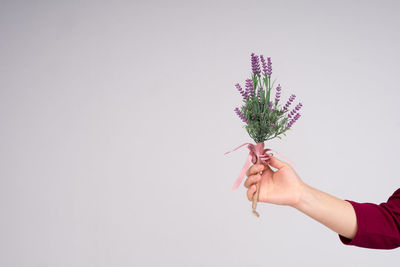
[293,183,357,239]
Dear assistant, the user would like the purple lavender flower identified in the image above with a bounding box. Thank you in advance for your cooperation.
[251,53,261,76]
[260,55,268,76]
[287,109,296,119]
[260,55,272,76]
[295,102,303,111]
[286,113,301,129]
[266,57,272,76]
[275,84,281,103]
[283,94,296,111]
[235,83,248,101]
[287,103,303,119]
[245,79,255,97]
[270,123,275,128]
[234,107,248,124]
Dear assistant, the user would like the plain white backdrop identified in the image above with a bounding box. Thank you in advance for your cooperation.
[1,0,399,266]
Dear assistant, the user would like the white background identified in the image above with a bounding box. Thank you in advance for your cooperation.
[1,0,399,266]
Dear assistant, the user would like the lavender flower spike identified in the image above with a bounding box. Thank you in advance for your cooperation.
[295,102,303,111]
[251,53,261,76]
[275,84,281,103]
[234,107,248,124]
[286,113,301,129]
[260,55,268,76]
[235,83,248,100]
[245,79,255,97]
[287,103,303,119]
[287,109,296,119]
[283,94,296,111]
[266,57,272,76]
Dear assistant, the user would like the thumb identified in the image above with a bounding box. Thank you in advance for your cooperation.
[269,156,288,170]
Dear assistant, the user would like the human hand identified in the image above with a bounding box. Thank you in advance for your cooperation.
[244,156,305,207]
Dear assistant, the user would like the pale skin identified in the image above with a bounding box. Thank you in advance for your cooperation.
[244,156,358,240]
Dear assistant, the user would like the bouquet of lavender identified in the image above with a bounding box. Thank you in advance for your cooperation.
[227,53,303,217]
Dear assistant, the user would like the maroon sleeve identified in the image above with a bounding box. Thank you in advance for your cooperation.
[338,188,400,249]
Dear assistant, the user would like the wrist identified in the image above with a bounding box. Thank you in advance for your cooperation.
[291,182,311,210]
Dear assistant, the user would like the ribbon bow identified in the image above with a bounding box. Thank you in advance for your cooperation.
[224,142,272,190]
[248,143,273,166]
[225,142,294,190]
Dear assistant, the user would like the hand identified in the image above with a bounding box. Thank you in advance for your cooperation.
[244,156,305,207]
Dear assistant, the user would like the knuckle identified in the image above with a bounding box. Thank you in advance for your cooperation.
[246,176,254,185]
[248,165,255,175]
[246,167,253,176]
[251,165,260,174]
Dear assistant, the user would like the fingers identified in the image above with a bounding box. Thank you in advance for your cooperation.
[268,156,288,170]
[246,164,264,177]
[244,174,261,188]
[247,185,257,201]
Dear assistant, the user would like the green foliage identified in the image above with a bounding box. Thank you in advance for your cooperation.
[241,73,290,143]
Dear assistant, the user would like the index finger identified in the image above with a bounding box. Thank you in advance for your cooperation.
[246,164,264,177]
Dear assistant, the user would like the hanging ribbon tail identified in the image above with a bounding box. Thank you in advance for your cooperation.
[231,154,252,191]
[224,142,250,155]
[224,142,252,191]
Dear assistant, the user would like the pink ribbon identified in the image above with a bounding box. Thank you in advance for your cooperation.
[225,142,295,191]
